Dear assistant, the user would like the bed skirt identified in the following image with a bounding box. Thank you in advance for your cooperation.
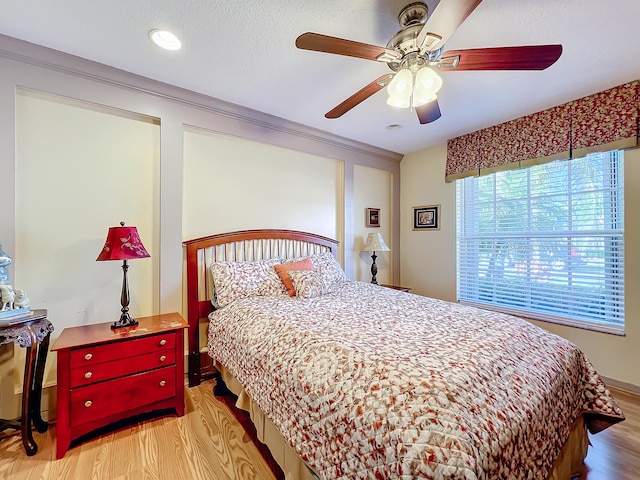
[215,361,588,480]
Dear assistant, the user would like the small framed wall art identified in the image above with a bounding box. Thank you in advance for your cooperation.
[366,208,380,227]
[413,205,440,230]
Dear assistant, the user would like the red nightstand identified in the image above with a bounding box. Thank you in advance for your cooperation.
[52,312,187,459]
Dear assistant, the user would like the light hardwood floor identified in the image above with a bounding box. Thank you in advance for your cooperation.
[1,382,638,480]
[0,380,277,480]
[581,387,640,479]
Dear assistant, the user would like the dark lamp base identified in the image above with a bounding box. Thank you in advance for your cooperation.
[370,251,379,284]
[111,259,138,330]
[111,313,138,330]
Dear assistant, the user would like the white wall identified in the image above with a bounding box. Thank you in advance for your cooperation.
[353,165,393,284]
[13,91,160,390]
[400,143,456,301]
[400,143,640,389]
[15,91,160,330]
[183,128,341,243]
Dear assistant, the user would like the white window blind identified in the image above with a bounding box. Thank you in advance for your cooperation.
[456,151,624,334]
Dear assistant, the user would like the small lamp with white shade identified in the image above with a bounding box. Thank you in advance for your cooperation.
[362,233,390,285]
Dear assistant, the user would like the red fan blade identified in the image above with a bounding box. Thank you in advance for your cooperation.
[326,74,394,119]
[439,45,563,70]
[296,32,401,62]
[416,99,442,124]
[417,0,483,52]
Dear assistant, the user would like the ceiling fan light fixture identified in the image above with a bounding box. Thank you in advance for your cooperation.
[412,67,442,107]
[149,29,182,51]
[387,68,413,96]
[387,96,411,109]
[414,67,442,95]
[386,69,413,108]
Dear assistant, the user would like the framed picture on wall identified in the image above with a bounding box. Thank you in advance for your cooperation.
[366,208,380,227]
[413,205,440,230]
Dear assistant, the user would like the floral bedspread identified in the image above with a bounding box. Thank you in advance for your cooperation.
[207,281,624,480]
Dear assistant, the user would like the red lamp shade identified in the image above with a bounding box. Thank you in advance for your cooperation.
[96,223,150,261]
[96,222,149,330]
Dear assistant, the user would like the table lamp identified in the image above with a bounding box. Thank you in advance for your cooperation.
[96,221,150,329]
[362,233,390,284]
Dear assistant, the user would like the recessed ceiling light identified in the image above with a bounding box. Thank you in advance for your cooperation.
[149,29,181,51]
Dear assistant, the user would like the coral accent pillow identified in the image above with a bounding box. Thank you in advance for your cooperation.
[274,258,314,296]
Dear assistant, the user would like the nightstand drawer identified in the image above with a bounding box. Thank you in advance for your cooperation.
[70,349,175,387]
[70,332,176,367]
[70,366,176,427]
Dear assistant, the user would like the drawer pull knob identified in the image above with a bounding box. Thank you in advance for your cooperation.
[84,371,93,379]
[160,355,167,362]
[160,380,167,387]
[84,353,93,361]
[84,400,93,408]
[159,339,167,346]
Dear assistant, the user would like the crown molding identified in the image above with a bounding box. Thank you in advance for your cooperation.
[0,34,402,164]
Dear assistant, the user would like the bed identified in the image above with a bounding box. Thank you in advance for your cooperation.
[183,229,624,480]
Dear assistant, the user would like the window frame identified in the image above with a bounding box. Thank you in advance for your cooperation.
[456,151,625,335]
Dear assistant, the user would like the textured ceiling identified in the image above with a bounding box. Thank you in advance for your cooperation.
[1,0,639,155]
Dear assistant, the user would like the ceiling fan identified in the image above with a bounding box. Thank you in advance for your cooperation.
[295,0,562,124]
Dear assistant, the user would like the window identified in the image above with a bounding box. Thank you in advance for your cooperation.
[456,151,624,334]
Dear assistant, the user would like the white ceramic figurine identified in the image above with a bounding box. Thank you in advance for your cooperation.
[0,284,15,311]
[14,289,30,310]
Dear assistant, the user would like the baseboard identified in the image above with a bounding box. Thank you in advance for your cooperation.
[601,376,640,395]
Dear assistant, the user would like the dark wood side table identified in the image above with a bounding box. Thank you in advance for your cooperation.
[0,309,53,455]
[52,312,187,459]
[380,284,411,293]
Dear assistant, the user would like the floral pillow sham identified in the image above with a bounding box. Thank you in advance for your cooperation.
[288,268,341,299]
[283,252,346,294]
[209,258,287,308]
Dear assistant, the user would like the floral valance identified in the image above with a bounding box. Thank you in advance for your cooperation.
[445,80,639,182]
[571,81,639,158]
